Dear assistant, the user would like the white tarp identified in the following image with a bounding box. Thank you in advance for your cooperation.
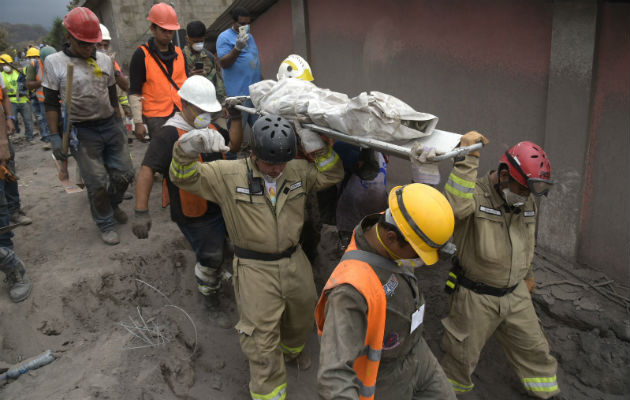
[249,79,439,145]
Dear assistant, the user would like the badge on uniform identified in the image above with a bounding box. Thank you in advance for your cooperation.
[410,304,425,333]
[383,274,399,296]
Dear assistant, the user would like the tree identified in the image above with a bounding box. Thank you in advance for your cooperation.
[45,18,66,50]
[0,26,10,52]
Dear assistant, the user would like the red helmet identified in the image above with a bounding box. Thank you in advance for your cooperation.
[63,7,102,43]
[147,3,180,31]
[500,141,554,196]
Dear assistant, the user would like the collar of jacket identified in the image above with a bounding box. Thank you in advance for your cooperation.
[148,37,177,63]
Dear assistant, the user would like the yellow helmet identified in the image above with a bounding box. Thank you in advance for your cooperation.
[26,47,40,58]
[0,54,13,64]
[388,184,454,265]
[277,54,314,81]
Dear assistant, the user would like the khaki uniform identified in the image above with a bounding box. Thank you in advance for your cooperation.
[440,155,559,398]
[170,144,343,400]
[318,214,455,400]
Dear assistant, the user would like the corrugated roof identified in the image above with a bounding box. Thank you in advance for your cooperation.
[206,0,278,41]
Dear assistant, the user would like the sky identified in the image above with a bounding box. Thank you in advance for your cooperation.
[1,0,70,29]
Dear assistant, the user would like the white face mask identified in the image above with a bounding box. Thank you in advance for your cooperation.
[502,188,527,208]
[193,112,213,129]
[191,42,204,52]
[395,258,425,269]
[2,66,10,73]
[263,172,282,182]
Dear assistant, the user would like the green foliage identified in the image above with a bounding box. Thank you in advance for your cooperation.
[0,26,9,52]
[44,17,66,50]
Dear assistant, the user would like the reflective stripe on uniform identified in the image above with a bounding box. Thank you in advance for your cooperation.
[355,377,376,398]
[448,378,474,392]
[314,146,340,172]
[445,172,475,199]
[522,375,558,392]
[250,383,287,400]
[358,344,382,361]
[279,341,304,355]
[170,159,197,179]
[119,95,129,105]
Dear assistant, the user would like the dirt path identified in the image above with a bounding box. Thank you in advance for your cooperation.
[0,136,628,399]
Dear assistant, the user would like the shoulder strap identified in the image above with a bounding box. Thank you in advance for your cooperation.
[142,44,180,91]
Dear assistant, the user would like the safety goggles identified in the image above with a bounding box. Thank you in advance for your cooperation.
[504,151,554,197]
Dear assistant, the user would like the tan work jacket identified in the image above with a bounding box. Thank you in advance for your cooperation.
[444,155,537,288]
[169,144,344,253]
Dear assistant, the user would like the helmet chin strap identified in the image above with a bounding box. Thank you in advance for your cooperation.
[375,224,402,261]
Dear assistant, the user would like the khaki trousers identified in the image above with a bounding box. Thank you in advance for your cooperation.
[440,281,559,398]
[233,247,317,399]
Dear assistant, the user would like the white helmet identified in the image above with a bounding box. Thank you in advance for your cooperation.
[100,24,111,41]
[177,76,222,113]
[277,54,314,81]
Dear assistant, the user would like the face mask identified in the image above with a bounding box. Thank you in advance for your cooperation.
[97,49,106,53]
[193,112,213,129]
[191,42,204,52]
[375,224,424,269]
[2,66,10,73]
[263,172,282,182]
[502,188,527,208]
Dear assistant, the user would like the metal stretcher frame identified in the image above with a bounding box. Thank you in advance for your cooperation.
[233,104,483,162]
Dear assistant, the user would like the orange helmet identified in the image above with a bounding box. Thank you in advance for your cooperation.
[147,3,180,31]
[63,7,102,43]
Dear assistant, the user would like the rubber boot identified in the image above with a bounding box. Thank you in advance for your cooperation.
[195,263,232,329]
[4,259,32,303]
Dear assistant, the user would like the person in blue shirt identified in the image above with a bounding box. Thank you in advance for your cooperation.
[216,7,260,129]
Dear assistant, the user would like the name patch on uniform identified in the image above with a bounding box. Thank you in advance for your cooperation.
[289,181,303,191]
[523,210,536,217]
[383,274,399,296]
[479,206,502,216]
[236,186,262,195]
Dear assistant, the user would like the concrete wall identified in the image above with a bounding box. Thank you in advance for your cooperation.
[251,0,629,282]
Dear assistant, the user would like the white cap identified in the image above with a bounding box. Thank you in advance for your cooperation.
[100,24,111,41]
[177,76,222,113]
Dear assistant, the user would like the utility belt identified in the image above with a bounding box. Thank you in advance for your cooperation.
[445,258,518,297]
[234,245,298,261]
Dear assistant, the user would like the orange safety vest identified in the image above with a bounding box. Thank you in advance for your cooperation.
[139,43,185,118]
[315,233,387,400]
[161,126,220,218]
[31,59,44,102]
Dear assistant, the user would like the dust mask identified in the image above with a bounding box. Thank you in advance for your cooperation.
[193,112,213,129]
[376,222,425,269]
[2,66,10,73]
[263,172,282,182]
[192,42,204,52]
[502,188,527,208]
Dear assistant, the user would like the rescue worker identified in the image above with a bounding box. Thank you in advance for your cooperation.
[132,76,242,327]
[169,114,344,400]
[184,21,226,106]
[216,7,260,129]
[43,7,134,245]
[0,70,32,303]
[315,184,456,400]
[440,131,559,398]
[0,54,34,143]
[129,2,185,141]
[24,47,52,147]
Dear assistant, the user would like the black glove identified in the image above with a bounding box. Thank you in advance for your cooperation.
[225,99,242,120]
[355,148,380,181]
[49,134,67,161]
[132,209,151,239]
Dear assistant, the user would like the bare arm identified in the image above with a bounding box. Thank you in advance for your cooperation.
[115,74,130,92]
[218,47,241,69]
[135,165,155,211]
[227,118,243,153]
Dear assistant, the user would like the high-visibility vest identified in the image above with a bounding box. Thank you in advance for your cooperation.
[161,126,222,218]
[30,59,44,102]
[139,43,185,118]
[315,233,387,400]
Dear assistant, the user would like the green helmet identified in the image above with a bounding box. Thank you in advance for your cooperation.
[40,46,57,62]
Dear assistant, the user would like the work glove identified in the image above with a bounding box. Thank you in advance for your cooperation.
[459,131,489,157]
[294,123,326,154]
[235,32,249,51]
[49,134,68,161]
[224,97,242,120]
[356,148,380,181]
[410,143,440,185]
[132,209,151,239]
[525,277,536,293]
[178,128,230,156]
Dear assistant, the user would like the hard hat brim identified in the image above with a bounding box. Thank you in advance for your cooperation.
[147,17,181,31]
